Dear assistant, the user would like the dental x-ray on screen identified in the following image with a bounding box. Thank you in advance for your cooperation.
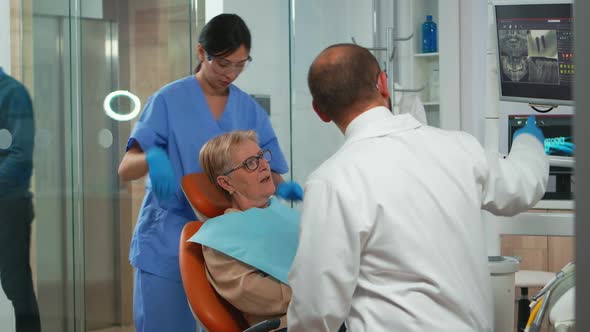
[495,2,573,105]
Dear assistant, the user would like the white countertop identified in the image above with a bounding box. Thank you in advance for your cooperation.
[484,206,574,256]
[495,210,574,236]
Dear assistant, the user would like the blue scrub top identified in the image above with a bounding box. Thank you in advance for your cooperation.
[127,75,289,280]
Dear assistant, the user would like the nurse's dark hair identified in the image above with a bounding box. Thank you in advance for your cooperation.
[194,13,252,73]
[307,43,381,120]
[199,130,259,198]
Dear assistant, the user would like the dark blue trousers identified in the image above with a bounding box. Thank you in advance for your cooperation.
[0,198,40,332]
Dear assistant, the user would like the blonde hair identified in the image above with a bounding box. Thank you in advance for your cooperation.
[199,130,259,195]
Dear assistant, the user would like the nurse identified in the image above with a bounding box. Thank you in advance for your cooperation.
[118,13,300,332]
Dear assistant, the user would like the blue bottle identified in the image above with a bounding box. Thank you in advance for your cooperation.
[422,15,438,53]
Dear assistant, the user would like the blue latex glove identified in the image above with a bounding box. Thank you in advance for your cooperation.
[276,181,303,201]
[513,115,545,145]
[145,147,176,202]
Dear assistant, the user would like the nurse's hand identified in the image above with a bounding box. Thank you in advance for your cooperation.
[145,147,176,202]
[276,180,303,201]
[513,115,545,145]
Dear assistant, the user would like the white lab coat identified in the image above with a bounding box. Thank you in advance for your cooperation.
[287,107,548,332]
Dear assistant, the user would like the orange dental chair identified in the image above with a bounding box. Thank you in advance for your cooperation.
[179,173,282,332]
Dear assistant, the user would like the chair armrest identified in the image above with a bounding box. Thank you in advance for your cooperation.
[243,318,281,332]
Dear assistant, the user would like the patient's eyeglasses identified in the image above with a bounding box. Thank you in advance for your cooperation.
[224,150,272,176]
[205,52,252,75]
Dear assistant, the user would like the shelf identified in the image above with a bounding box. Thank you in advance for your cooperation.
[423,101,439,106]
[414,52,439,58]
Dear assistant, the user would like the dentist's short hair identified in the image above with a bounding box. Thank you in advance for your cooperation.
[308,43,381,119]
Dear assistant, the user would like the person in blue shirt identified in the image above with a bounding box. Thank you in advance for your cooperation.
[118,14,301,332]
[0,67,41,332]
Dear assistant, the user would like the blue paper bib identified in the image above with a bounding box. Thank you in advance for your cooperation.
[188,197,300,284]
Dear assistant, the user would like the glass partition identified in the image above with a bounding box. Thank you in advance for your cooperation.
[78,2,195,329]
[9,0,195,331]
[289,1,377,184]
[227,0,394,185]
[287,0,446,183]
[221,0,293,179]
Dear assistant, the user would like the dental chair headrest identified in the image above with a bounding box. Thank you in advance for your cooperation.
[181,173,231,221]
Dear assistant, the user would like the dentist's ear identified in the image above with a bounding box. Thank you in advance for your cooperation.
[312,100,331,123]
[376,71,390,100]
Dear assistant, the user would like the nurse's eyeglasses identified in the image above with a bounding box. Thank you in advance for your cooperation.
[224,150,272,176]
[205,52,252,75]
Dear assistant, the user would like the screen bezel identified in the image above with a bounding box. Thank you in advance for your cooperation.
[493,1,574,106]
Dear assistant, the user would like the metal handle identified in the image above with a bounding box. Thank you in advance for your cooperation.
[396,81,429,93]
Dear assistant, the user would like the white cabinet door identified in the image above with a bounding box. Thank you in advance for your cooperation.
[438,0,461,130]
[396,0,461,129]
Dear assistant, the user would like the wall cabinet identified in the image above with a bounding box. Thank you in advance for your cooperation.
[396,0,460,130]
[413,52,440,125]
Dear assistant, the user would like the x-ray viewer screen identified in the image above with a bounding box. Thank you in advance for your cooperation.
[495,3,573,104]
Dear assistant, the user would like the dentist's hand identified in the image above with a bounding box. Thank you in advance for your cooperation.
[513,115,545,145]
[145,147,176,202]
[276,180,303,202]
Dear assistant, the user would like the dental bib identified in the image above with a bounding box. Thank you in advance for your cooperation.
[188,197,300,284]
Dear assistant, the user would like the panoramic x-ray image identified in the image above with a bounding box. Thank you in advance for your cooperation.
[499,29,558,84]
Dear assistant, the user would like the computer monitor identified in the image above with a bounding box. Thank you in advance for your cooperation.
[494,2,573,106]
[508,114,574,200]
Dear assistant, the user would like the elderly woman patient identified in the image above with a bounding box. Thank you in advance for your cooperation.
[189,130,299,331]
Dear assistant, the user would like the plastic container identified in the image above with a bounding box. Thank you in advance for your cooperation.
[422,15,438,53]
[488,256,520,332]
